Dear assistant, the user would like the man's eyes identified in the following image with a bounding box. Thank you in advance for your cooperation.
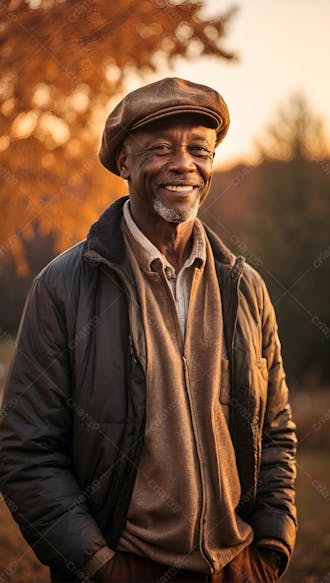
[190,145,214,157]
[150,144,171,154]
[149,144,213,157]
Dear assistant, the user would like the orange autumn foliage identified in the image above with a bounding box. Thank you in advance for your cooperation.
[0,0,237,274]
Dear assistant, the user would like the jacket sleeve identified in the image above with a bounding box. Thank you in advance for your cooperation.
[249,278,297,569]
[0,270,107,574]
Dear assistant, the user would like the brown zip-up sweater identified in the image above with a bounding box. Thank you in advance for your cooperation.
[117,215,253,573]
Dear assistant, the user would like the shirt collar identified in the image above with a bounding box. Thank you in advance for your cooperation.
[123,199,206,274]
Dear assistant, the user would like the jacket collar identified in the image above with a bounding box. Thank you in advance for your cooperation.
[86,195,244,275]
[86,196,128,264]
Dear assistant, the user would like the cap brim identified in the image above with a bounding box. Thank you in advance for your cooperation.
[131,105,223,132]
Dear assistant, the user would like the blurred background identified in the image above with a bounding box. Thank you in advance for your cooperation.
[0,0,329,580]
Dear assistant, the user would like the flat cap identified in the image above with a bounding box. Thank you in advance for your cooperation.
[99,77,230,175]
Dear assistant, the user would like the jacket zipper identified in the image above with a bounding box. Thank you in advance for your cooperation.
[229,267,243,444]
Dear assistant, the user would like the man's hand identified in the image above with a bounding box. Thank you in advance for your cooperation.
[255,546,283,572]
[250,544,283,581]
[227,544,282,582]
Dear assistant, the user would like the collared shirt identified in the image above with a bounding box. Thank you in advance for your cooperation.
[123,200,206,337]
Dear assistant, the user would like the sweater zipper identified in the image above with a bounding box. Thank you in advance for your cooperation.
[159,268,214,571]
[182,354,215,571]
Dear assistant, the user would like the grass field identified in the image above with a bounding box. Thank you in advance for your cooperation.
[281,451,330,583]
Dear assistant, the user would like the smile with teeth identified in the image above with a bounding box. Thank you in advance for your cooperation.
[162,184,196,192]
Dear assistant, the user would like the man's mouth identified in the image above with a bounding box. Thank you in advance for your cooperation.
[159,184,198,193]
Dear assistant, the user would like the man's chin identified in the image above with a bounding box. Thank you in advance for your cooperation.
[153,198,200,224]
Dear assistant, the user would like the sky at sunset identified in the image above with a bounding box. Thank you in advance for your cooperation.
[140,0,330,168]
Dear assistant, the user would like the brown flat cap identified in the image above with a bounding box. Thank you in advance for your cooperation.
[99,77,230,175]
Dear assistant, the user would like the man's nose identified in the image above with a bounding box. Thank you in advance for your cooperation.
[166,146,196,172]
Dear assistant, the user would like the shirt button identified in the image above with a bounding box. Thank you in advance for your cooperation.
[165,267,175,278]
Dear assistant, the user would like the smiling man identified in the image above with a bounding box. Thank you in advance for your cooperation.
[0,78,297,583]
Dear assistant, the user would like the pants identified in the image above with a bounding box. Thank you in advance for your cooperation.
[51,544,280,583]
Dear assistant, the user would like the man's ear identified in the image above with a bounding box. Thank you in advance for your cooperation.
[116,146,130,180]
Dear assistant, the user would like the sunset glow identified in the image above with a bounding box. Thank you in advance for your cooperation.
[140,0,330,168]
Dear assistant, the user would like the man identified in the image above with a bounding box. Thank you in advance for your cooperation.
[0,78,297,582]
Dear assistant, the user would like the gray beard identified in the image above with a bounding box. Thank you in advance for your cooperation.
[153,195,200,224]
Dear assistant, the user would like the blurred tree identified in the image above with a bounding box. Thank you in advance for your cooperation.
[247,159,330,384]
[251,96,329,291]
[0,0,238,274]
[201,95,330,384]
[256,93,327,161]
[249,97,330,383]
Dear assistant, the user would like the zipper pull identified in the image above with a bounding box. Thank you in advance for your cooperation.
[182,355,188,370]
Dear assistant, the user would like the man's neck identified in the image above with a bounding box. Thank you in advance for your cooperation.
[130,206,195,273]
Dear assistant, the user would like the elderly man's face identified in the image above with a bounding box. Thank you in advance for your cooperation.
[117,118,216,224]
